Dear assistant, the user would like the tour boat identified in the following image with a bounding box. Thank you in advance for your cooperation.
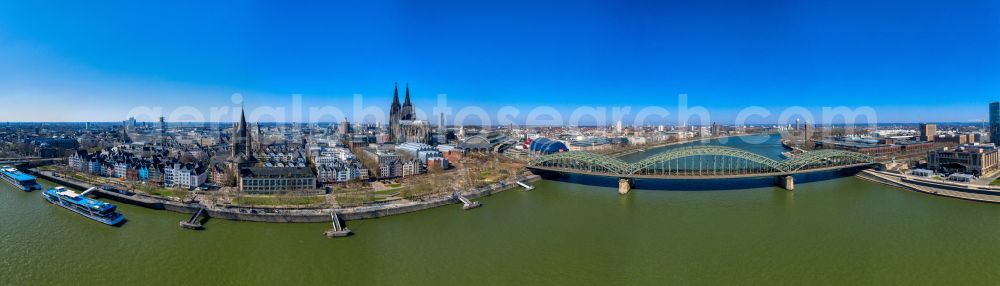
[43,187,125,226]
[1,165,42,191]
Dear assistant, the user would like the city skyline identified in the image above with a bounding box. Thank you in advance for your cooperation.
[1,1,998,122]
[4,2,1000,284]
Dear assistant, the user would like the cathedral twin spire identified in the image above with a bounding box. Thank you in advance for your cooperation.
[401,83,414,120]
[391,83,401,115]
[389,83,416,143]
[390,82,415,122]
[403,84,411,107]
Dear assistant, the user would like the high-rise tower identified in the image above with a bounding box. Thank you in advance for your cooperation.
[990,102,999,144]
[919,123,937,142]
[439,112,446,133]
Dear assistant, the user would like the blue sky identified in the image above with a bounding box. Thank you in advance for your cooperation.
[0,0,998,124]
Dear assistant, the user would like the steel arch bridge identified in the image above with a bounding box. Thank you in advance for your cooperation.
[527,146,876,179]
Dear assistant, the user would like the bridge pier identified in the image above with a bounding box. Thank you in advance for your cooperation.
[618,178,633,194]
[775,175,794,191]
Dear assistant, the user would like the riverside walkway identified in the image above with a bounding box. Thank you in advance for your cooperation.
[33,167,541,224]
[857,170,1000,204]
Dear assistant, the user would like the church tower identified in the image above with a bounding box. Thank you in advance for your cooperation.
[401,83,415,120]
[232,107,249,157]
[389,83,402,142]
[230,107,257,172]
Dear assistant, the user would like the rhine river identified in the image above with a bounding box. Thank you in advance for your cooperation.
[4,135,1000,285]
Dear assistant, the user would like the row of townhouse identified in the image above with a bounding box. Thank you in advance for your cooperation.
[362,147,423,179]
[312,147,369,183]
[316,160,369,183]
[258,145,308,167]
[208,163,230,186]
[67,149,208,189]
[161,162,208,189]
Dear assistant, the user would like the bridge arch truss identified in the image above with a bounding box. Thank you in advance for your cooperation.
[528,151,632,175]
[628,146,786,177]
[528,146,875,178]
[779,149,876,172]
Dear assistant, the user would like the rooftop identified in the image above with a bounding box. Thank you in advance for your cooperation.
[240,167,315,178]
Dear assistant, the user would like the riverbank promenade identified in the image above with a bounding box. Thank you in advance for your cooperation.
[858,170,1000,204]
[29,168,540,223]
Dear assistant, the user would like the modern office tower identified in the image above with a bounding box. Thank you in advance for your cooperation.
[439,112,446,133]
[919,123,937,142]
[803,122,812,141]
[990,102,999,143]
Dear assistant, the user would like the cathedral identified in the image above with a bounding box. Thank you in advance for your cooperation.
[389,83,430,144]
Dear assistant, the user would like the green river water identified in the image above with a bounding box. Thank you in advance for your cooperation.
[3,136,1000,285]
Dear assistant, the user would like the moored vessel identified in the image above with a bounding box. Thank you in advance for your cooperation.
[43,186,125,226]
[1,165,42,191]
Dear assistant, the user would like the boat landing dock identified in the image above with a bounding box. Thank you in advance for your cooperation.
[454,192,481,210]
[180,207,206,230]
[325,211,351,238]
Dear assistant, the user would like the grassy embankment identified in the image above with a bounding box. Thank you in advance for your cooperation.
[233,195,326,206]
